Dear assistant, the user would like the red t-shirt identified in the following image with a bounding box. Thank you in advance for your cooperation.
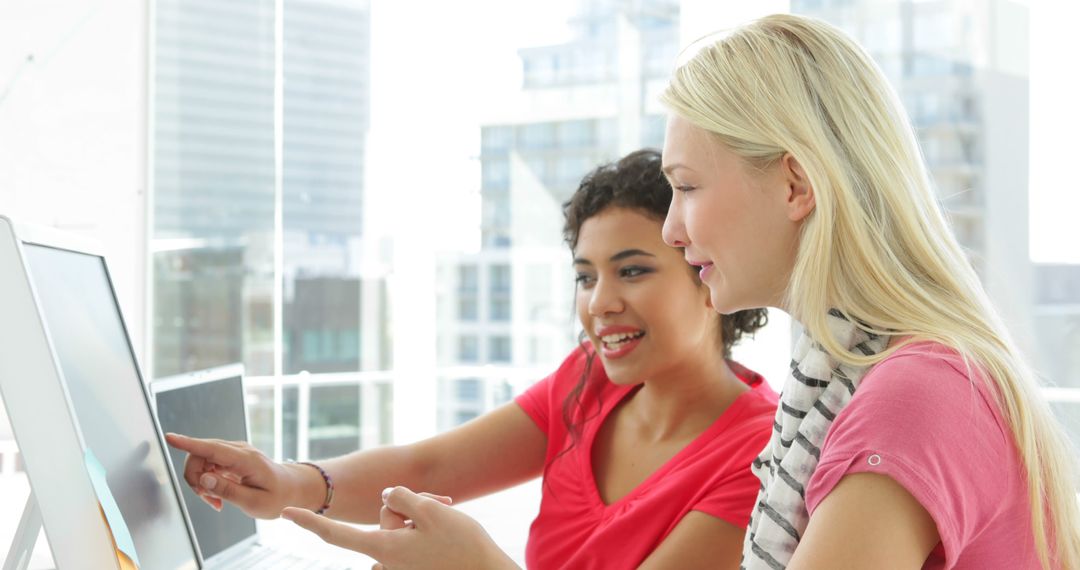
[515,347,778,569]
[805,341,1041,569]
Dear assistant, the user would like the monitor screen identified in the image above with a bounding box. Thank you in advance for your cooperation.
[155,374,258,559]
[23,244,199,570]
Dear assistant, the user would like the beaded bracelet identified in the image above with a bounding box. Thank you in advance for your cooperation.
[291,461,334,515]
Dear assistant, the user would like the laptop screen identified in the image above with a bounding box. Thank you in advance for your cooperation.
[22,243,199,570]
[154,372,259,559]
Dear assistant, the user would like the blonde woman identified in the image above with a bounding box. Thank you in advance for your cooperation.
[658,13,1080,570]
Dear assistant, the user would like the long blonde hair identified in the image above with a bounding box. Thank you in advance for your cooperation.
[662,13,1079,569]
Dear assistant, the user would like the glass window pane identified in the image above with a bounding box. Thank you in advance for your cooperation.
[459,265,479,292]
[246,386,275,458]
[455,411,479,425]
[455,378,482,401]
[489,336,512,363]
[458,336,479,363]
[282,386,299,461]
[282,1,375,376]
[153,0,277,378]
[377,382,393,446]
[309,384,361,460]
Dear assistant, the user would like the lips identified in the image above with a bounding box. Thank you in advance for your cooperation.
[686,257,714,281]
[697,262,714,280]
[596,325,645,359]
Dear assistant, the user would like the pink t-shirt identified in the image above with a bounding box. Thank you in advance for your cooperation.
[805,341,1039,569]
[516,347,778,569]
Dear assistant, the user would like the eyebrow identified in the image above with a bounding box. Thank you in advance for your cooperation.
[573,248,657,265]
[661,163,693,176]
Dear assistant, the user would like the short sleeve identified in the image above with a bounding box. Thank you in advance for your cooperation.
[692,393,777,528]
[514,347,591,438]
[515,372,555,435]
[804,347,1014,567]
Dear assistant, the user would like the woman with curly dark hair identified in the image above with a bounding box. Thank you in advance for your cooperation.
[168,149,778,570]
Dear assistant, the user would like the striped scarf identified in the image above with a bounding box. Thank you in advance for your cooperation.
[741,310,889,569]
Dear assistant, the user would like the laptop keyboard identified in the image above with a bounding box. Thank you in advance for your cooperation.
[215,543,352,569]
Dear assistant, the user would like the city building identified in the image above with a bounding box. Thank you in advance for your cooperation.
[152,0,388,459]
[1032,263,1080,445]
[792,0,1037,356]
[434,0,681,430]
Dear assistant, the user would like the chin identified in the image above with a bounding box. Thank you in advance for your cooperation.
[710,289,763,316]
[709,289,738,315]
[599,359,646,386]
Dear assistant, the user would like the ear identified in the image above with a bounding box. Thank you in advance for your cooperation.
[781,153,815,222]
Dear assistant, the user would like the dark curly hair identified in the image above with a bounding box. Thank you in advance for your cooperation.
[558,148,769,453]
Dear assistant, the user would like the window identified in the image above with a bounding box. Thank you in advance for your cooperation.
[490,336,512,363]
[247,386,275,458]
[282,386,299,461]
[455,411,480,425]
[490,298,512,322]
[455,378,483,402]
[642,114,667,148]
[458,336,480,363]
[459,265,479,292]
[556,155,590,187]
[459,297,479,321]
[482,157,510,190]
[558,120,594,148]
[490,264,511,293]
[482,126,513,153]
[151,0,388,470]
[309,385,361,460]
[519,123,556,150]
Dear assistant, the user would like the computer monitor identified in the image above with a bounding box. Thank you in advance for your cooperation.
[150,365,260,561]
[0,216,201,569]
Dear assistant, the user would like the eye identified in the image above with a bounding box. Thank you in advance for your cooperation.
[575,273,596,288]
[619,266,652,278]
[674,185,696,193]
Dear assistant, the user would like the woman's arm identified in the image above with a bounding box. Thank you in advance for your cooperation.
[637,512,745,569]
[316,402,547,522]
[787,472,939,569]
[283,486,522,570]
[167,401,547,523]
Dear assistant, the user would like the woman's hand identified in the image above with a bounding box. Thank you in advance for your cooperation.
[165,433,323,519]
[283,486,520,570]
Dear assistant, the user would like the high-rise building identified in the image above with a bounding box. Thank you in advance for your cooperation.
[1032,263,1080,444]
[153,0,388,459]
[792,1,1080,446]
[153,0,278,376]
[435,0,681,430]
[791,0,1036,355]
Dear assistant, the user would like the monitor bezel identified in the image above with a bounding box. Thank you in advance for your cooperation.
[0,215,205,568]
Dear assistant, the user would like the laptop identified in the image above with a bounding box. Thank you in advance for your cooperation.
[151,365,352,569]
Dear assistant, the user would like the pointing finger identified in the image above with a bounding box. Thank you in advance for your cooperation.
[282,507,396,560]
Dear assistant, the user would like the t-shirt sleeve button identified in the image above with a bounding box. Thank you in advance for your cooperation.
[867,454,882,466]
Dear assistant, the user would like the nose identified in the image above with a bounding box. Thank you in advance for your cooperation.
[588,275,624,317]
[662,192,689,248]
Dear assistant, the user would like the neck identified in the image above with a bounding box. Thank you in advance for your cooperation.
[630,347,747,441]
